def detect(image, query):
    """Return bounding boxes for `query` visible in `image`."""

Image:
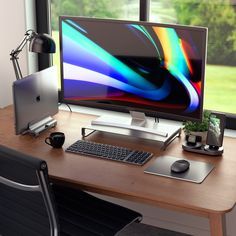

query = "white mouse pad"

[144,156,214,183]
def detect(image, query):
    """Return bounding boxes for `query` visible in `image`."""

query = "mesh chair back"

[0,145,59,236]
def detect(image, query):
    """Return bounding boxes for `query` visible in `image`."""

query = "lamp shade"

[29,33,56,53]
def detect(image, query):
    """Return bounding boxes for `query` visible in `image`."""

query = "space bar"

[91,120,168,137]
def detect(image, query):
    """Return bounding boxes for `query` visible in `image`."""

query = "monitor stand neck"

[129,111,147,127]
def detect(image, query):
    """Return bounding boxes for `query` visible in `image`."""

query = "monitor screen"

[59,17,207,121]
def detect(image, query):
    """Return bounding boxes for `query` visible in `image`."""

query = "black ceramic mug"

[45,132,65,148]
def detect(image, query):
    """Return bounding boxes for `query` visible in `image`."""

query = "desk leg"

[209,213,226,236]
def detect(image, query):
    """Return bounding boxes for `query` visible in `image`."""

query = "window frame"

[35,0,52,71]
[35,0,236,129]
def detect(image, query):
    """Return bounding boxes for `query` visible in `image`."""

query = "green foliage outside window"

[51,0,132,31]
[172,0,236,66]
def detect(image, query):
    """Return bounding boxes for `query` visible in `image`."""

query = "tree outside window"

[150,0,236,114]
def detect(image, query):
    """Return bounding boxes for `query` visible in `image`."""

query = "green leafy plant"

[183,110,211,134]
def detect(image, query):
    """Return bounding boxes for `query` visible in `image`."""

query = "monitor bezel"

[59,16,207,122]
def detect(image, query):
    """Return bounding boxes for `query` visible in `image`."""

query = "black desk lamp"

[10,29,56,80]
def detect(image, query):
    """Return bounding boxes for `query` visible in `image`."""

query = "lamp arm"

[11,55,23,80]
[10,30,37,80]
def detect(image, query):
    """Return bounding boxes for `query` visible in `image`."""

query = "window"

[150,0,236,116]
[35,0,236,129]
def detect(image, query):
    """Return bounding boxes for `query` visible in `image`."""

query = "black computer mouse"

[171,159,190,173]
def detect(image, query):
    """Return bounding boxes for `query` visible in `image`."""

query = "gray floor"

[118,223,191,236]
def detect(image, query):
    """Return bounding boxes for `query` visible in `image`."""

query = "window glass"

[150,0,236,114]
[51,0,139,86]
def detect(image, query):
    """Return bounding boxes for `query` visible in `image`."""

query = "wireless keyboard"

[66,140,153,165]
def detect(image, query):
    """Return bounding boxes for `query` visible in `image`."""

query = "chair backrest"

[0,145,59,236]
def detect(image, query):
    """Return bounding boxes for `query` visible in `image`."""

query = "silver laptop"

[13,66,58,135]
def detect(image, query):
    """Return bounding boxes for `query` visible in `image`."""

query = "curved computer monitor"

[59,16,207,122]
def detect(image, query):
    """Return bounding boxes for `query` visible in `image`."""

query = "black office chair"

[0,145,142,236]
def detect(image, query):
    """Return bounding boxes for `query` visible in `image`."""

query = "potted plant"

[183,110,211,143]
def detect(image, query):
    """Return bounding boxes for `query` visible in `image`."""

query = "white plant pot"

[185,131,208,144]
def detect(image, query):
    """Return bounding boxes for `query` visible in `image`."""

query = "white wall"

[0,0,28,108]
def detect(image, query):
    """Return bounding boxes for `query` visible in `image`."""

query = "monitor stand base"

[91,111,168,137]
[82,112,181,150]
[24,116,57,136]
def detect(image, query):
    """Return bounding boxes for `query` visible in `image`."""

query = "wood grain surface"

[1,105,236,219]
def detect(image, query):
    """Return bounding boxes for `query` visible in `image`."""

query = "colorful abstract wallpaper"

[60,18,207,120]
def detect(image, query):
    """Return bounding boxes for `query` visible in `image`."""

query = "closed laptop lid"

[13,66,58,135]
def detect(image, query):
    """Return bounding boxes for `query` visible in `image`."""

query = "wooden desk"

[1,106,236,236]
